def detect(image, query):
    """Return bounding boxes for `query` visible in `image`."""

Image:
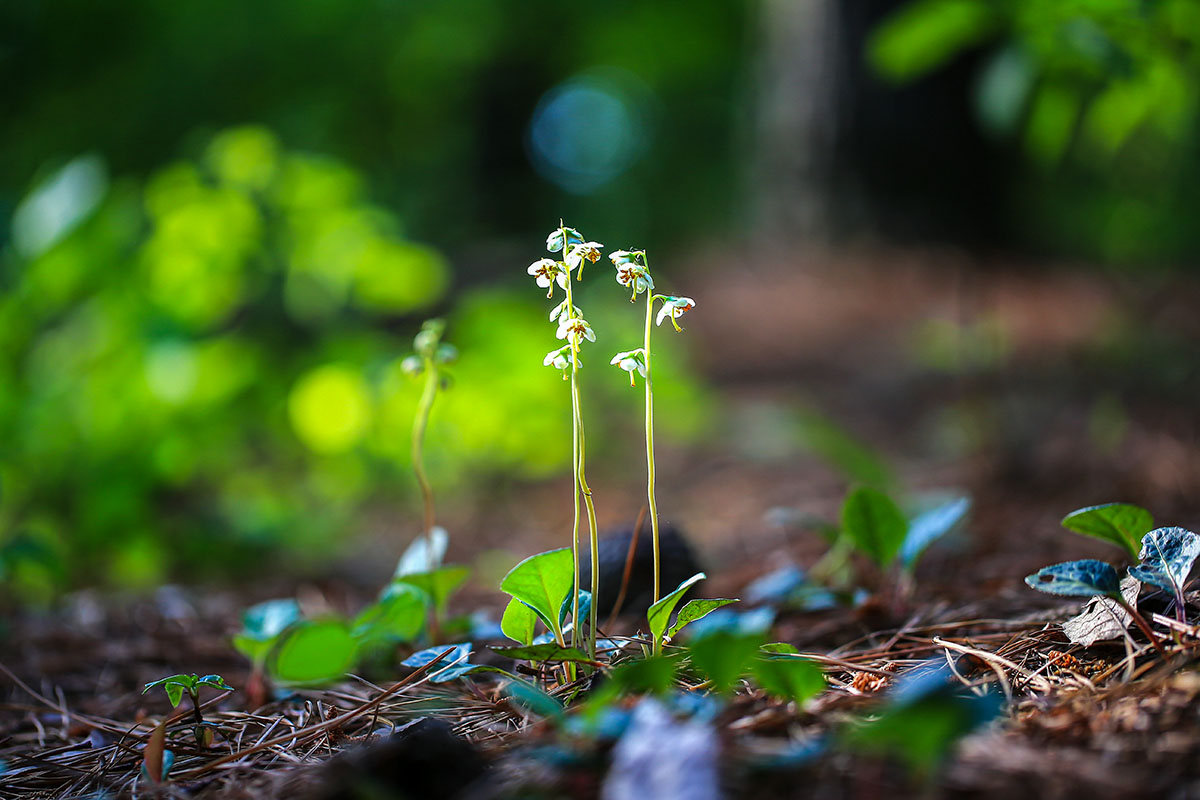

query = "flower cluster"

[529,225,601,376]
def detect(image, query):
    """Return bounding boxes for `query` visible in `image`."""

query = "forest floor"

[4,247,1200,799]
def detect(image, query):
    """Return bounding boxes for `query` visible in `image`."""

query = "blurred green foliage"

[870,0,1200,262]
[0,126,714,601]
[0,0,749,249]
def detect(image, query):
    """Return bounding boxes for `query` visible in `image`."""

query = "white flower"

[543,345,573,372]
[400,355,424,376]
[546,226,584,253]
[610,348,647,386]
[614,264,654,300]
[527,258,568,298]
[565,241,604,271]
[609,249,644,266]
[549,299,581,322]
[656,296,695,331]
[555,316,596,351]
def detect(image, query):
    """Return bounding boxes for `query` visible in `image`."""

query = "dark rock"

[581,522,703,619]
[299,717,487,800]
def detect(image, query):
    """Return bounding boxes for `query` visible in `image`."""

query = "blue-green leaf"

[842,487,908,567]
[1061,503,1153,560]
[1024,559,1120,598]
[500,548,574,641]
[559,589,592,627]
[647,573,706,643]
[1129,527,1200,593]
[901,496,970,567]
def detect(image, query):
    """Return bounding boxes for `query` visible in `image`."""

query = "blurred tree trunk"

[753,0,843,244]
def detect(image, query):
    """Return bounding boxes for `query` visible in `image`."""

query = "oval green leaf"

[499,548,574,640]
[501,597,538,645]
[842,487,908,567]
[752,657,826,704]
[1061,503,1153,560]
[490,643,593,663]
[268,619,358,686]
[353,583,427,645]
[1024,559,1120,598]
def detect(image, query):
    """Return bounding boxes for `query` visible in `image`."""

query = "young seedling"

[400,319,456,571]
[142,673,234,746]
[530,224,603,659]
[608,247,695,604]
[401,319,457,641]
[1128,526,1200,624]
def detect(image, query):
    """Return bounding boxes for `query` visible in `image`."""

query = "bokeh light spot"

[288,364,372,454]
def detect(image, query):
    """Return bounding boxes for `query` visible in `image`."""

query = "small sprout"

[610,349,647,386]
[655,296,695,331]
[528,258,569,298]
[546,226,584,253]
[142,673,233,746]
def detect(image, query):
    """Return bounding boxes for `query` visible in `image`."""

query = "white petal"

[656,304,670,326]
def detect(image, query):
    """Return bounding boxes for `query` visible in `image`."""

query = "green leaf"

[490,643,594,663]
[761,642,800,655]
[795,411,893,489]
[753,657,826,704]
[267,619,358,686]
[688,629,764,694]
[667,598,739,638]
[196,674,233,692]
[867,0,997,84]
[501,598,538,645]
[841,487,908,567]
[143,674,195,707]
[392,565,469,614]
[1061,503,1153,559]
[353,583,427,645]
[610,656,679,695]
[1024,559,1121,598]
[647,573,706,644]
[499,548,574,641]
[1129,527,1200,593]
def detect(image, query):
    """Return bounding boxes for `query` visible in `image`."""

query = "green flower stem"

[560,226,600,661]
[411,353,442,641]
[412,355,439,563]
[643,290,661,603]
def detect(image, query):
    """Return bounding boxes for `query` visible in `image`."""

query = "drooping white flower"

[656,296,695,332]
[610,348,647,387]
[543,345,573,372]
[565,241,604,272]
[527,258,569,298]
[556,316,596,351]
[609,249,645,266]
[546,226,584,254]
[549,299,582,322]
[614,264,654,301]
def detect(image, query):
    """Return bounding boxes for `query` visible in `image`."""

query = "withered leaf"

[1062,575,1140,647]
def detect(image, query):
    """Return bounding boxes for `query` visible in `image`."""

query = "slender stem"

[576,384,600,661]
[411,354,441,642]
[644,287,661,602]
[189,690,204,727]
[562,230,583,654]
[412,357,439,566]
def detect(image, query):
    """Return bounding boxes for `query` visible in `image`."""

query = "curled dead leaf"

[1062,575,1140,647]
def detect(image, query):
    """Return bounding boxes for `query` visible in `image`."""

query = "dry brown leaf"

[1062,575,1140,646]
